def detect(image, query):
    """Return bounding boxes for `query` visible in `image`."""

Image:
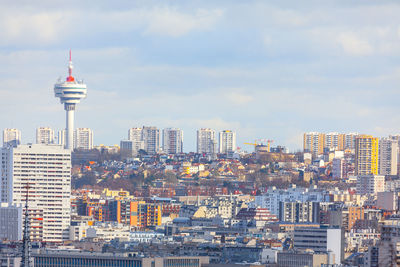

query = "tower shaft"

[65,104,76,150]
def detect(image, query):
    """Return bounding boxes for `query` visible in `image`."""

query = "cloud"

[143,7,224,37]
[0,5,224,46]
[226,91,253,105]
[337,33,373,56]
[0,12,67,45]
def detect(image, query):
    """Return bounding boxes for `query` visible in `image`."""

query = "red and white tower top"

[66,50,75,82]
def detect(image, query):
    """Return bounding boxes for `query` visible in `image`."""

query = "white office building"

[128,127,145,156]
[0,144,71,242]
[379,138,398,176]
[74,128,94,150]
[294,226,344,264]
[0,203,22,241]
[356,175,385,195]
[162,128,183,154]
[197,128,217,155]
[36,127,55,145]
[219,130,236,154]
[3,128,21,147]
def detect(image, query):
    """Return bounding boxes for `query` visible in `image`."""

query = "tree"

[165,171,178,184]
[73,172,97,189]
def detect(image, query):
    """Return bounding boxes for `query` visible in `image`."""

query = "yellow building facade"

[355,135,379,175]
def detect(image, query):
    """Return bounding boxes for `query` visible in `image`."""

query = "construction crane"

[243,140,258,147]
[244,139,274,152]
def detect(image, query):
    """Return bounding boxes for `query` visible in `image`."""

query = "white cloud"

[143,7,224,37]
[226,91,253,105]
[0,11,70,45]
[337,33,374,56]
[0,6,224,46]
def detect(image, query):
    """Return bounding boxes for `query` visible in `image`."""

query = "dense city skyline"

[0,1,400,152]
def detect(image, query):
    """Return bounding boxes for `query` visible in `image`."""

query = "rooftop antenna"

[21,183,32,267]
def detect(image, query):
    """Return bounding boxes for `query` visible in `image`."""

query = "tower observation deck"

[54,51,87,150]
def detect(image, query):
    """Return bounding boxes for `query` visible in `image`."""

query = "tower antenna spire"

[67,49,74,82]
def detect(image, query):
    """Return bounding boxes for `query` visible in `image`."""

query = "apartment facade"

[303,132,325,156]
[74,128,94,150]
[219,130,236,154]
[128,127,145,156]
[0,144,71,242]
[355,135,379,175]
[36,127,55,145]
[142,126,160,154]
[197,128,217,155]
[378,138,398,175]
[356,175,385,195]
[162,128,183,154]
[3,128,21,147]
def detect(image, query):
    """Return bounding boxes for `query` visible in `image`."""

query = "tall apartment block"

[142,126,160,154]
[36,127,55,144]
[345,133,359,150]
[162,128,183,154]
[0,144,71,242]
[355,135,379,175]
[379,138,398,175]
[303,132,325,156]
[128,127,144,156]
[74,128,94,150]
[3,128,21,147]
[219,130,236,154]
[56,129,66,147]
[278,201,320,223]
[197,128,217,155]
[326,132,345,151]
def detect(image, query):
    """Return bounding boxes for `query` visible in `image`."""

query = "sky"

[0,0,400,152]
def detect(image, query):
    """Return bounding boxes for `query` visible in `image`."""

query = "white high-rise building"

[294,227,344,263]
[345,132,359,150]
[74,128,94,150]
[36,127,55,144]
[356,175,385,195]
[142,126,160,154]
[56,129,66,147]
[0,144,71,242]
[162,128,183,154]
[325,132,345,151]
[3,128,21,147]
[128,127,145,156]
[197,128,217,155]
[219,130,236,154]
[379,138,398,176]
